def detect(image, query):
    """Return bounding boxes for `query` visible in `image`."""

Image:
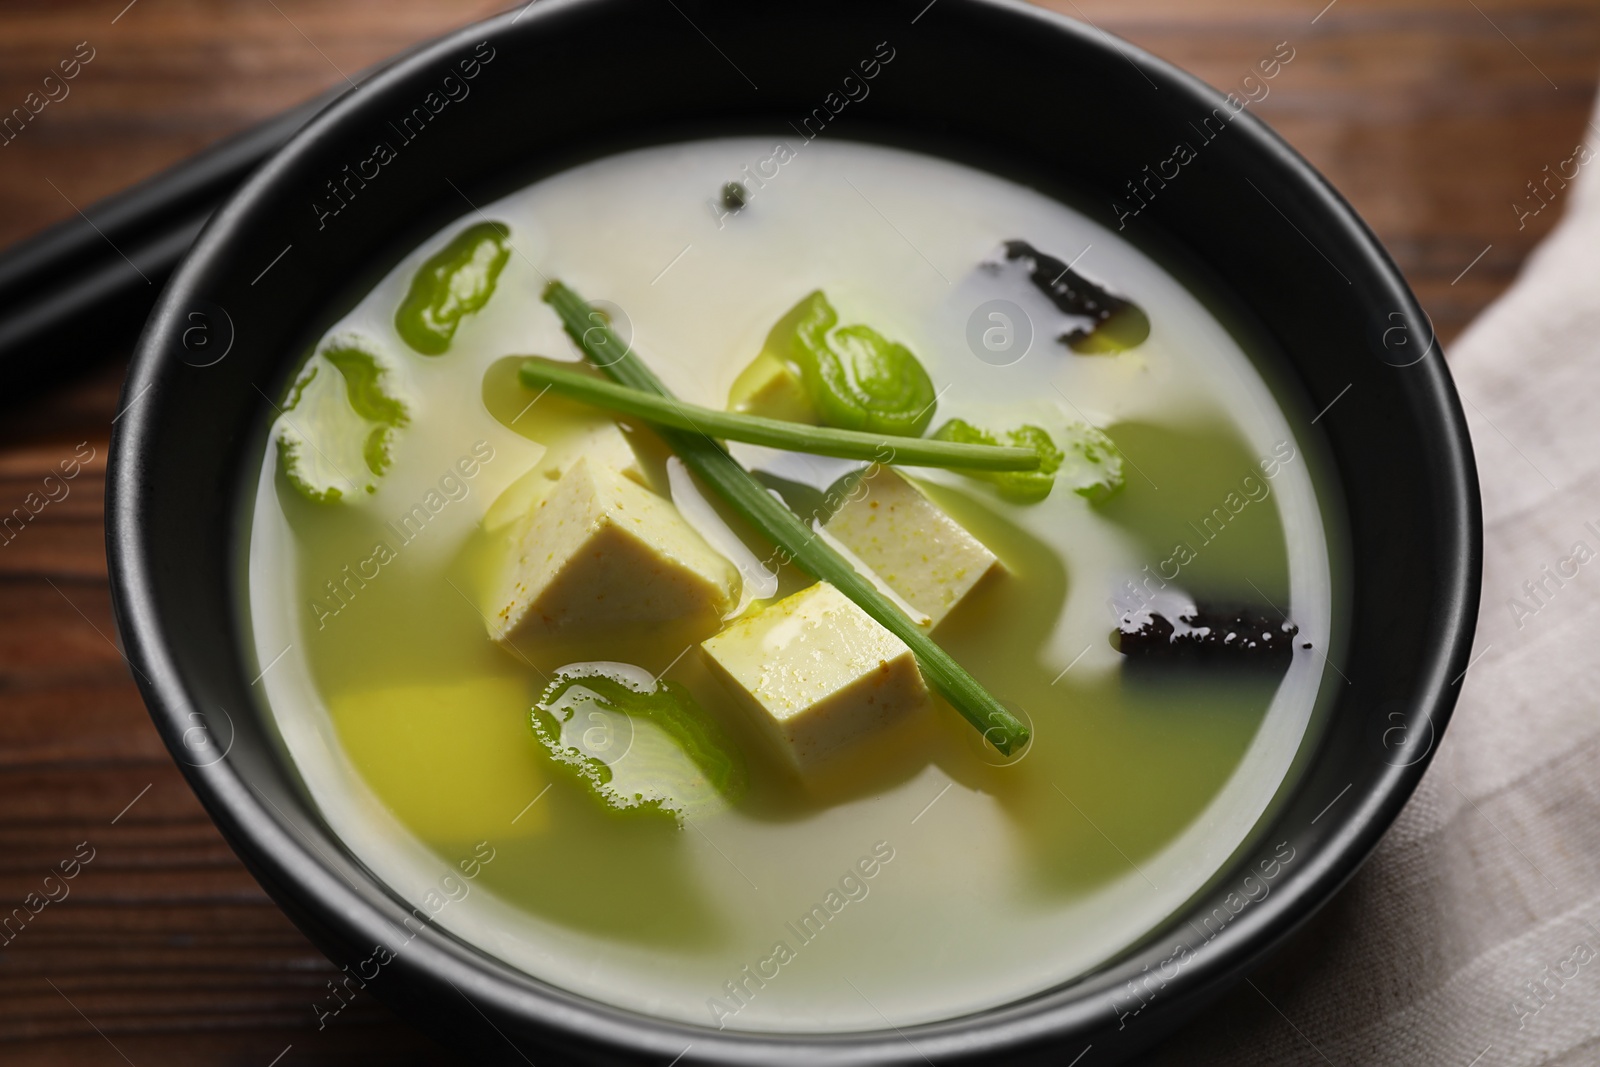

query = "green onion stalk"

[516,359,1039,473]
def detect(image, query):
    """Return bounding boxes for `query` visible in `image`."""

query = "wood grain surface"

[0,1,1595,1063]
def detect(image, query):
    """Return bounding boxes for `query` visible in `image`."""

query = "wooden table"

[0,1,1594,1063]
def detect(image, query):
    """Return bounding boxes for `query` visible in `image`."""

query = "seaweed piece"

[932,418,1063,503]
[275,336,409,503]
[395,221,511,355]
[531,665,746,822]
[1057,422,1125,504]
[998,239,1151,354]
[1112,605,1300,666]
[764,290,938,437]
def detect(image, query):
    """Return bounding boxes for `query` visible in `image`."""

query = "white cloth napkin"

[1141,104,1600,1066]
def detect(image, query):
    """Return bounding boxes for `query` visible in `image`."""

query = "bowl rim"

[107,0,1482,1061]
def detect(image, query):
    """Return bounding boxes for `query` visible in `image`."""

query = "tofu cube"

[700,582,930,771]
[727,350,819,425]
[492,456,739,639]
[574,420,647,484]
[484,421,645,534]
[822,467,1001,629]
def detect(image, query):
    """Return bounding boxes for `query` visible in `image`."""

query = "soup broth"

[245,138,1335,1031]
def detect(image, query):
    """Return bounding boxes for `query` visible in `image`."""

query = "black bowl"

[107,0,1480,1062]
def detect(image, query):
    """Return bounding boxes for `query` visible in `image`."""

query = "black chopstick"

[0,3,543,404]
[0,86,350,402]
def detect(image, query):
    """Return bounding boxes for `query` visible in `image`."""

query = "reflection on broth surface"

[246,138,1335,1031]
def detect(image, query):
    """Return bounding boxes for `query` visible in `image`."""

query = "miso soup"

[244,138,1337,1031]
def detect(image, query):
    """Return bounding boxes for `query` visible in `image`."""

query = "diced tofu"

[700,582,930,771]
[822,467,1002,629]
[492,456,740,640]
[577,420,646,483]
[484,421,645,534]
[727,350,819,424]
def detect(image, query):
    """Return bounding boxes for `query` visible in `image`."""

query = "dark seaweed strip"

[1113,606,1301,666]
[1000,239,1150,352]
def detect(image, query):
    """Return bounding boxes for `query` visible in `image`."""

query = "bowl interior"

[108,1,1479,1062]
